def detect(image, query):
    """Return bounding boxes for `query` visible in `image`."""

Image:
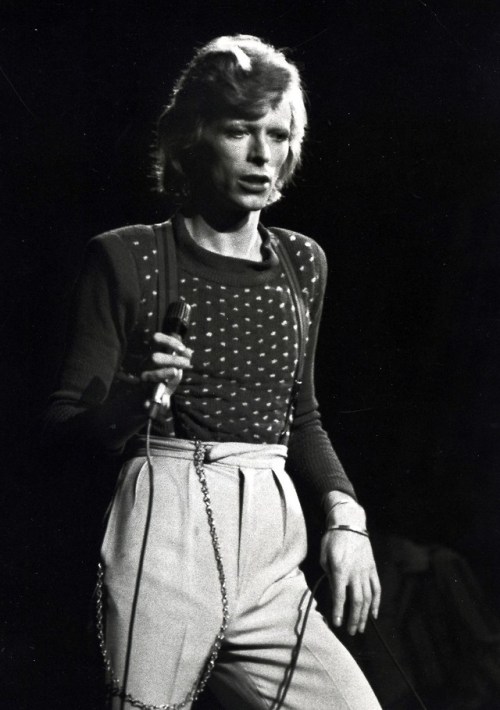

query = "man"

[45,34,381,709]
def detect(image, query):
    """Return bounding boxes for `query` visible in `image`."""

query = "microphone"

[148,300,192,420]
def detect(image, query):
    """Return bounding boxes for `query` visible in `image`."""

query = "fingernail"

[333,615,342,627]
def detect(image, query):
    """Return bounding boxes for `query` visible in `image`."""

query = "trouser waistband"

[130,436,288,469]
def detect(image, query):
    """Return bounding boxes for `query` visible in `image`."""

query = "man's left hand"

[319,491,381,635]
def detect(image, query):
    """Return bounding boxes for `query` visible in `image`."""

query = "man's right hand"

[140,332,193,395]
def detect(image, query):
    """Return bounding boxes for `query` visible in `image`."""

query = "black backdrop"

[2,1,500,707]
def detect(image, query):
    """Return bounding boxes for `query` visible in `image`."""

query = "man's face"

[195,99,292,216]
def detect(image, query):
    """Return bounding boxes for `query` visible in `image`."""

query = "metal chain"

[95,439,230,709]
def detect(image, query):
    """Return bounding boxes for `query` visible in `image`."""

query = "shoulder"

[268,226,326,262]
[88,223,156,264]
[268,226,327,280]
[80,223,168,311]
[267,226,327,308]
[86,221,171,282]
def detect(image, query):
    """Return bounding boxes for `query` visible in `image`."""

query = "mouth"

[238,175,271,192]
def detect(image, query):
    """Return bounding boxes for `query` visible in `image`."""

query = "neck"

[183,211,263,261]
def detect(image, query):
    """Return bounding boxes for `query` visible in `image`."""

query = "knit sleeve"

[41,230,149,452]
[285,238,357,501]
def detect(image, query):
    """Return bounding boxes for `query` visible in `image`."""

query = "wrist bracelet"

[326,524,369,538]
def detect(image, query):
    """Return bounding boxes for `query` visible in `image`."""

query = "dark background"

[2,1,500,708]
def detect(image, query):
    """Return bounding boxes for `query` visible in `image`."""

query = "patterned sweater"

[43,213,355,499]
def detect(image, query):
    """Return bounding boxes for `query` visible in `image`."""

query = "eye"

[269,129,290,143]
[224,125,248,139]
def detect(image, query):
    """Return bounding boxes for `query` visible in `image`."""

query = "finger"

[347,581,364,636]
[162,367,182,383]
[357,582,372,634]
[330,575,348,628]
[141,367,183,383]
[150,352,192,369]
[152,332,193,356]
[370,571,382,620]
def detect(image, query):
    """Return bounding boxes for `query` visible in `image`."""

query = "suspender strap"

[272,235,308,442]
[153,221,178,331]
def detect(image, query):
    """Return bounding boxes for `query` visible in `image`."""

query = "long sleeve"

[41,230,149,453]
[284,237,357,500]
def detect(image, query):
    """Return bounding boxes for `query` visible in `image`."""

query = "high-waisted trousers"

[100,438,381,710]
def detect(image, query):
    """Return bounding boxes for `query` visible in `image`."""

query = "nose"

[248,133,270,165]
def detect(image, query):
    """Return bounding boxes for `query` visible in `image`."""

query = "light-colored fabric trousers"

[100,438,381,710]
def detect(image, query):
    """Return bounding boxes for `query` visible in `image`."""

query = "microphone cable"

[275,573,328,708]
[118,301,191,709]
[95,419,159,710]
[118,416,156,710]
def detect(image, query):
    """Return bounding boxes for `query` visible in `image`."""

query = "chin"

[231,193,271,212]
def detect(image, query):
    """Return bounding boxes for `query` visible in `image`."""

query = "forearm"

[287,418,357,499]
[42,383,151,454]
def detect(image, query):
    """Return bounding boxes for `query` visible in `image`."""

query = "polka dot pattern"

[173,275,304,442]
[125,223,323,444]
